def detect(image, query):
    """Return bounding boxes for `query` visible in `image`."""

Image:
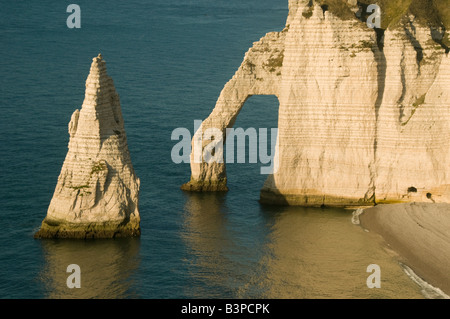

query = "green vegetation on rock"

[34,218,141,239]
[316,0,355,20]
[357,40,374,49]
[357,0,448,30]
[317,0,449,48]
[413,94,426,108]
[302,6,314,19]
[264,51,285,72]
[70,185,89,190]
[401,94,427,126]
[91,161,107,174]
[316,0,448,32]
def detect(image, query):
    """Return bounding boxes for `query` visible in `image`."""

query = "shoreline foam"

[356,203,450,297]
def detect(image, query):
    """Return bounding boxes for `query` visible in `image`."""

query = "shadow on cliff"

[372,27,386,178]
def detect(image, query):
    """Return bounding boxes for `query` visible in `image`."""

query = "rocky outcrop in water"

[182,0,450,207]
[35,54,140,238]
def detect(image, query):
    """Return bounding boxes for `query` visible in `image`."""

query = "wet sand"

[359,203,450,296]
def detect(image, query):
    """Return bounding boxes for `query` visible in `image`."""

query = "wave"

[400,263,450,299]
[351,208,365,225]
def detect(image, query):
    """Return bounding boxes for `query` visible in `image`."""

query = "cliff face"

[35,54,140,238]
[183,0,450,207]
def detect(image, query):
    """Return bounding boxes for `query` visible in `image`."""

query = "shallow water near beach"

[0,0,427,298]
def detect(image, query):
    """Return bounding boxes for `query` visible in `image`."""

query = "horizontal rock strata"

[35,54,140,238]
[183,0,450,207]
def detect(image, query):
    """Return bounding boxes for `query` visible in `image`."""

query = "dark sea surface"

[0,0,426,298]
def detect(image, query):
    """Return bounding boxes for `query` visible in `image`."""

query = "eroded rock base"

[181,179,228,192]
[34,218,140,239]
[260,189,375,207]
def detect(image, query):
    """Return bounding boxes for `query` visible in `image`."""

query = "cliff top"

[360,0,449,29]
[312,0,449,46]
[313,0,449,29]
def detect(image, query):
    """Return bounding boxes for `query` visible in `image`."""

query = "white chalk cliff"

[35,54,140,238]
[182,0,450,206]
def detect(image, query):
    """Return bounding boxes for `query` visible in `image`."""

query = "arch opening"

[224,95,280,197]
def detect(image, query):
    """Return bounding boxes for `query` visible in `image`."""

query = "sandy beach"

[358,203,450,297]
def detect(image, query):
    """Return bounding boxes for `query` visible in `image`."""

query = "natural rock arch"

[181,30,286,192]
[182,0,450,207]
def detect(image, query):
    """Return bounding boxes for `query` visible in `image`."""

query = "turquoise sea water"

[0,0,427,298]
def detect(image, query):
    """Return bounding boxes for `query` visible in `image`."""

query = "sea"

[0,0,437,299]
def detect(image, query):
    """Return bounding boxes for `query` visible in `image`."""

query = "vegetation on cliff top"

[316,0,355,20]
[314,0,449,46]
[315,0,448,30]
[358,0,448,30]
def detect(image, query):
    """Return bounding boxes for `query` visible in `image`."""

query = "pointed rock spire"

[35,54,140,238]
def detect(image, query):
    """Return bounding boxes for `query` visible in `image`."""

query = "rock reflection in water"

[37,238,141,299]
[181,192,237,298]
[181,195,424,298]
[247,206,424,298]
